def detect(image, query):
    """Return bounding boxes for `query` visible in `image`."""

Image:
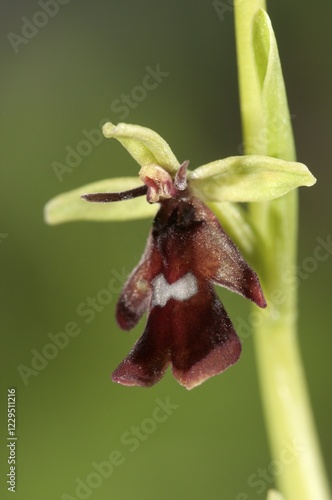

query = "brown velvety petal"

[116,232,162,330]
[191,198,266,308]
[169,282,241,389]
[112,323,170,387]
[113,278,241,389]
[173,332,241,390]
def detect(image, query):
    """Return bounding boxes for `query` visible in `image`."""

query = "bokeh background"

[1,1,331,499]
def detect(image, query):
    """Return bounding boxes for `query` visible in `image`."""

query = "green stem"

[234,1,331,498]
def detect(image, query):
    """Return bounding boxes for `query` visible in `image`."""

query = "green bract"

[44,121,315,227]
[252,8,295,160]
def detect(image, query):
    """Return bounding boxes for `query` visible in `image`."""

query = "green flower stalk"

[234,1,331,499]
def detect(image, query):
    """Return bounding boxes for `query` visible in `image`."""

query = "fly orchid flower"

[45,122,316,389]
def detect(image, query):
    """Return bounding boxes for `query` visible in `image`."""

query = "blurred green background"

[1,1,331,499]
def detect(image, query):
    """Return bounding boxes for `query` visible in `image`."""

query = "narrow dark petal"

[190,197,267,308]
[116,267,151,330]
[81,185,147,203]
[169,283,241,389]
[116,232,162,330]
[112,326,170,387]
[237,267,267,308]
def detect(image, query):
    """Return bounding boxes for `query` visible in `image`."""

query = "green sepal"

[189,155,316,203]
[102,122,180,173]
